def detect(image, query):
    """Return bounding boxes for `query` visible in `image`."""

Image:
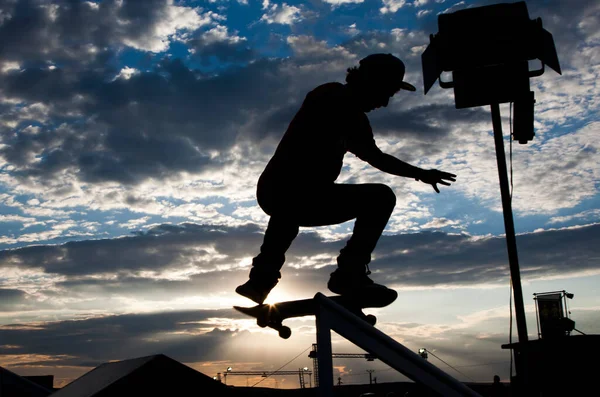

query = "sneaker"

[235,278,278,305]
[327,267,391,296]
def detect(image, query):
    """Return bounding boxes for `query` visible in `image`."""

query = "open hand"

[416,169,457,193]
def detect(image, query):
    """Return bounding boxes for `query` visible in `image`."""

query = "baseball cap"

[359,53,417,92]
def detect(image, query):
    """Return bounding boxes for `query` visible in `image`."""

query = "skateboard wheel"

[278,326,292,339]
[257,319,268,328]
[366,315,377,326]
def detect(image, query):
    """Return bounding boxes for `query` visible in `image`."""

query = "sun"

[263,288,299,305]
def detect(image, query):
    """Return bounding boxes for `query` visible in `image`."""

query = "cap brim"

[400,81,417,92]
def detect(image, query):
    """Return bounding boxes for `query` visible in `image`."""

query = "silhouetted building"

[0,366,53,397]
[51,354,231,397]
[23,375,54,391]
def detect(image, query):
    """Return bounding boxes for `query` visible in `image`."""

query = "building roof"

[0,366,54,397]
[52,354,228,397]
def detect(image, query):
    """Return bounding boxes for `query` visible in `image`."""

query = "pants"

[249,182,396,282]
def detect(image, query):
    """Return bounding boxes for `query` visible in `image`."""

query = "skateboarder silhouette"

[237,53,456,305]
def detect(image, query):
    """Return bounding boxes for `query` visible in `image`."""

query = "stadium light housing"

[421,1,561,144]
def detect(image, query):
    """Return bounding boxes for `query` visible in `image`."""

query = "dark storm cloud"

[53,269,250,299]
[0,55,294,184]
[0,0,596,188]
[374,224,600,287]
[0,1,442,188]
[0,223,264,275]
[2,222,600,293]
[186,30,256,65]
[0,0,273,185]
[0,308,246,366]
[0,288,26,310]
[0,0,174,65]
[369,103,491,144]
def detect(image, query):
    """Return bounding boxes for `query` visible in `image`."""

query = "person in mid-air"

[236,53,456,305]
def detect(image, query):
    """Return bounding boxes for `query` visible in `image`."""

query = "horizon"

[1,0,599,390]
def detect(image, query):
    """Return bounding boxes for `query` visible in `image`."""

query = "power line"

[251,345,312,387]
[453,361,510,369]
[425,350,475,382]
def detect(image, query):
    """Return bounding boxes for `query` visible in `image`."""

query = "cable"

[250,345,312,387]
[508,103,515,380]
[453,361,510,369]
[509,278,514,379]
[509,102,514,200]
[425,350,475,382]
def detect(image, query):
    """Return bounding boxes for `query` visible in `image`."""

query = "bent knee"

[373,184,396,209]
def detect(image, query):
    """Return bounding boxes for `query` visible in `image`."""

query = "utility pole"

[309,343,376,387]
[367,370,375,385]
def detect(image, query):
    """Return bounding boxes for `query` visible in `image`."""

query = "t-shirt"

[259,82,379,189]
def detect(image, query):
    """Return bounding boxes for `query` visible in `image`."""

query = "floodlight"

[422,1,560,94]
[422,1,561,144]
[422,4,564,392]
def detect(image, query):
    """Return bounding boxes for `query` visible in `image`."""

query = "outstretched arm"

[366,149,456,193]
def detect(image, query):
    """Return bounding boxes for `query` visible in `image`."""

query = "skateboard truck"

[234,290,397,339]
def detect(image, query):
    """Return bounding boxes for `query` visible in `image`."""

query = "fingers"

[421,169,457,193]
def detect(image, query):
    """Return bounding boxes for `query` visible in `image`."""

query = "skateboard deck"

[234,290,397,339]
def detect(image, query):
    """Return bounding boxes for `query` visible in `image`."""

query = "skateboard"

[234,289,397,339]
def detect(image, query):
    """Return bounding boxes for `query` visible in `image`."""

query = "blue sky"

[0,0,599,389]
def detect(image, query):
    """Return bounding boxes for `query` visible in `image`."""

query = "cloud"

[380,0,407,14]
[0,0,597,266]
[2,222,600,318]
[0,288,27,311]
[286,35,356,64]
[547,209,600,225]
[0,56,291,188]
[260,3,303,25]
[0,223,265,276]
[186,24,255,64]
[0,0,213,65]
[322,0,365,7]
[437,1,465,15]
[0,308,245,367]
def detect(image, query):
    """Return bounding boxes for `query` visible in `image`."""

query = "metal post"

[491,103,530,392]
[491,103,528,344]
[314,293,482,396]
[316,307,334,397]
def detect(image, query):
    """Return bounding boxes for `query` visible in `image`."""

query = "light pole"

[304,367,312,388]
[224,366,232,385]
[421,3,561,394]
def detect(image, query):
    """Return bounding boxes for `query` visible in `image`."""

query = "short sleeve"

[345,112,379,161]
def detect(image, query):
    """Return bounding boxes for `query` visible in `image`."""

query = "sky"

[0,0,599,390]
